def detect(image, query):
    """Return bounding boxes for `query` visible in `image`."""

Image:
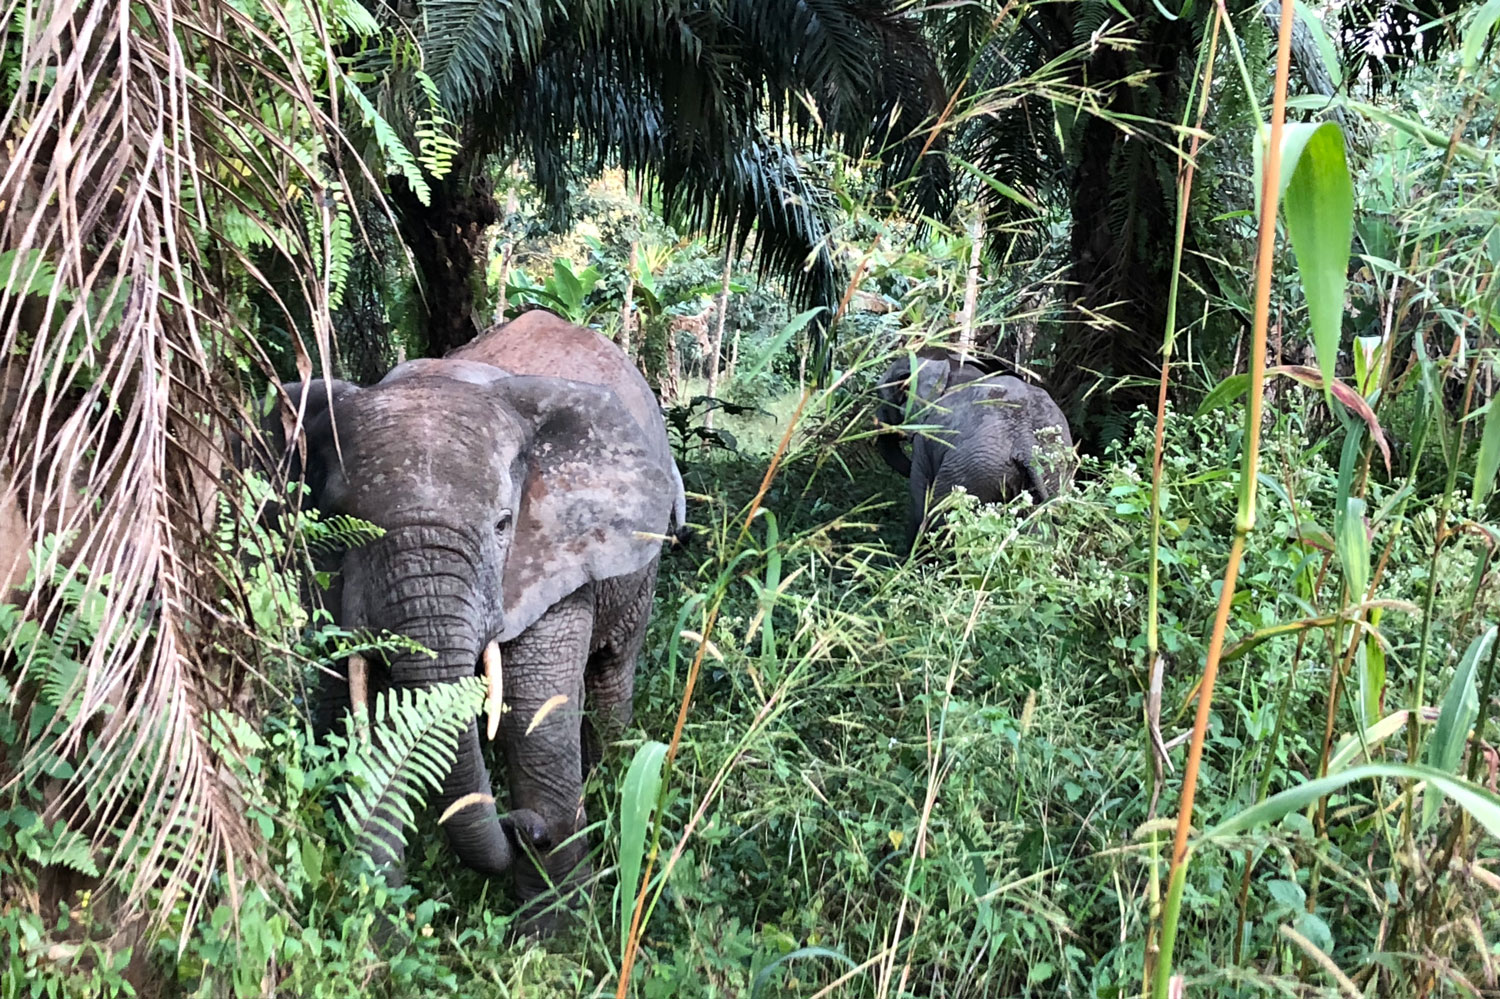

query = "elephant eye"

[495,509,513,534]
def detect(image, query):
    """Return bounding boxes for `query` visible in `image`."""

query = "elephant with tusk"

[257,310,686,925]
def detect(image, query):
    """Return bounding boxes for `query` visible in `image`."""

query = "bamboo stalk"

[1142,15,1220,988]
[1152,0,1297,991]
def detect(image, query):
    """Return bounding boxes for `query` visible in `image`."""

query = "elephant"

[256,310,686,922]
[874,349,1074,551]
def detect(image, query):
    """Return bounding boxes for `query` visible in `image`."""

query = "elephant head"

[265,359,675,875]
[873,350,978,477]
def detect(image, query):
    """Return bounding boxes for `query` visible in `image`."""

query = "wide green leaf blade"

[1462,0,1500,71]
[1280,122,1354,400]
[618,740,668,963]
[1194,373,1251,416]
[1199,763,1500,847]
[1473,399,1500,505]
[1293,0,1343,89]
[1327,710,1410,774]
[1335,497,1369,605]
[1354,639,1385,732]
[1423,626,1496,825]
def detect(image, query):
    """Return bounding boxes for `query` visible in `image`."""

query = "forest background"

[2,0,1500,996]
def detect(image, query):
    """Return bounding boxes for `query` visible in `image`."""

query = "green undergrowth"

[3,381,1495,997]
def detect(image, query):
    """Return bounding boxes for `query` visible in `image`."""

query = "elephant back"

[454,310,671,466]
[968,375,1071,441]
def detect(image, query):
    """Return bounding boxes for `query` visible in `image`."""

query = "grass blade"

[751,947,857,998]
[1423,626,1496,825]
[618,740,668,964]
[1472,398,1500,505]
[1200,763,1500,847]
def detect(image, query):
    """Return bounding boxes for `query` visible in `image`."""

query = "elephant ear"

[260,378,361,507]
[495,376,675,642]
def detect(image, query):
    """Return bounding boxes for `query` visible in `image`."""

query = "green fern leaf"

[337,678,485,866]
[343,81,432,205]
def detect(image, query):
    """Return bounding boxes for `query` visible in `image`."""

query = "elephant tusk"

[484,641,504,741]
[348,653,370,742]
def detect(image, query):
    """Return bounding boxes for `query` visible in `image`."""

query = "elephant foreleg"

[500,586,594,919]
[583,559,658,772]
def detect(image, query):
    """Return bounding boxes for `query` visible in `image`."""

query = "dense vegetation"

[2,0,1499,997]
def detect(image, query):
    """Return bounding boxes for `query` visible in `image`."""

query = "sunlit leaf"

[1279,123,1354,403]
[618,741,667,963]
[1327,711,1411,774]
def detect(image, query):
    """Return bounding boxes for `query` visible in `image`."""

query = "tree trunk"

[620,240,638,357]
[388,165,499,358]
[1051,18,1194,450]
[704,232,737,429]
[957,209,983,359]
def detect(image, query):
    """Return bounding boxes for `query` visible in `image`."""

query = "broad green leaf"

[1424,626,1495,825]
[1336,497,1369,602]
[1280,123,1354,400]
[1199,763,1500,848]
[1327,710,1410,774]
[618,740,668,963]
[1194,373,1252,416]
[1267,878,1305,909]
[1294,0,1343,89]
[1295,911,1334,956]
[751,946,857,999]
[1462,0,1500,71]
[1355,640,1385,731]
[1473,399,1500,505]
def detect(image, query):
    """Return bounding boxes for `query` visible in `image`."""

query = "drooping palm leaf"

[0,0,361,930]
[392,0,954,360]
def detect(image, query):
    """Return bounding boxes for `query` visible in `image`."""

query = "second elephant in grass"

[259,311,684,927]
[875,350,1074,551]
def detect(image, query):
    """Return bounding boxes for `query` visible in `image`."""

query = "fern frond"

[299,510,386,556]
[344,81,433,204]
[337,678,485,866]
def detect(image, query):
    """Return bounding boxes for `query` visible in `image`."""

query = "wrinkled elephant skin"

[258,313,685,926]
[875,351,1074,551]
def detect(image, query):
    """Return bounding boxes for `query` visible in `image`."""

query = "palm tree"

[0,0,362,940]
[376,0,955,359]
[923,0,1482,447]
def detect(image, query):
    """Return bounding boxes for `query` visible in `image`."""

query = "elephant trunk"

[875,429,913,478]
[369,528,517,875]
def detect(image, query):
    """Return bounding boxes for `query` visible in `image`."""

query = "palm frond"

[0,0,362,931]
[420,0,545,111]
[400,0,952,362]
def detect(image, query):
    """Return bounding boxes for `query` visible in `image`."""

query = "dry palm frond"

[0,0,358,932]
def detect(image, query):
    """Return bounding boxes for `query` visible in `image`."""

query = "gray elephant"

[874,349,1073,551]
[258,310,684,921]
